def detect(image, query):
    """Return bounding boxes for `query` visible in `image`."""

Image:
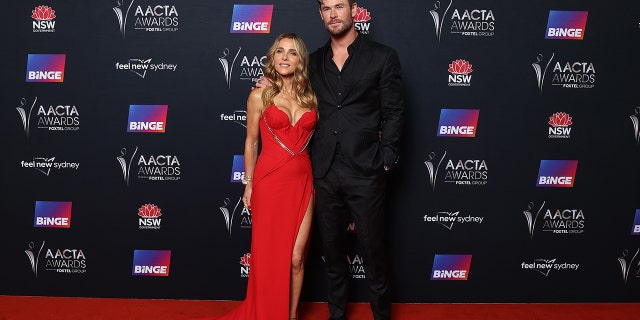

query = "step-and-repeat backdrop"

[1,0,639,303]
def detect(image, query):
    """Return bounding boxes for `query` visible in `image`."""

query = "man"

[310,1,404,319]
[258,1,404,318]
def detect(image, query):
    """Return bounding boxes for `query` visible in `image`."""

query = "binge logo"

[437,109,480,137]
[26,54,66,82]
[230,4,273,34]
[632,210,640,235]
[231,155,245,183]
[127,105,168,133]
[536,160,578,188]
[34,201,72,228]
[545,11,588,40]
[132,250,171,276]
[431,254,472,280]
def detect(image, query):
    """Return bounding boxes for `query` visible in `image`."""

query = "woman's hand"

[242,184,253,209]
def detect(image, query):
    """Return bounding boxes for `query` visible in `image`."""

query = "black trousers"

[314,145,391,320]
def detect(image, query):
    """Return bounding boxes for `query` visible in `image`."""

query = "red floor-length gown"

[209,105,316,320]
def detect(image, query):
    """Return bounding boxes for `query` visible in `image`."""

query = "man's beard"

[326,19,353,36]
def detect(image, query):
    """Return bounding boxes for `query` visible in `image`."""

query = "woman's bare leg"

[290,195,314,318]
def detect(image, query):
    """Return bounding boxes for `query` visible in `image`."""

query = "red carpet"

[0,296,639,319]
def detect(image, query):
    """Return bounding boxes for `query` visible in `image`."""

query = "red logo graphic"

[549,112,572,127]
[240,253,251,267]
[32,5,56,21]
[138,204,162,218]
[448,60,473,75]
[354,7,371,22]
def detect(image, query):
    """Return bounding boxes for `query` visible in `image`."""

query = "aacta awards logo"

[424,151,488,189]
[354,5,372,34]
[218,47,266,88]
[132,3,179,33]
[25,241,45,278]
[219,197,252,236]
[532,53,595,91]
[219,47,241,89]
[532,53,555,93]
[138,203,162,230]
[522,201,585,239]
[424,151,447,191]
[548,112,572,139]
[25,241,87,277]
[117,146,181,186]
[347,254,366,279]
[551,60,596,89]
[113,0,135,38]
[631,107,640,146]
[32,5,56,32]
[428,1,495,41]
[618,249,640,285]
[17,97,81,136]
[113,1,179,38]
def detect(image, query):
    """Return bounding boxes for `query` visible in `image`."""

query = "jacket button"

[337,105,342,110]
[333,130,338,135]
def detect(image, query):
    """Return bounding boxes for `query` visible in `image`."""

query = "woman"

[216,33,317,320]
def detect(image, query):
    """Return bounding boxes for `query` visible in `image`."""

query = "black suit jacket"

[309,35,404,179]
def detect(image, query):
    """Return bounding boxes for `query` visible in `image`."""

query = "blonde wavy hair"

[262,33,317,110]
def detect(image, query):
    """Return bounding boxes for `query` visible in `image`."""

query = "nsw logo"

[545,11,588,40]
[431,254,472,280]
[132,250,171,276]
[240,253,251,277]
[548,112,572,139]
[127,105,168,133]
[536,160,578,188]
[448,59,473,86]
[230,4,273,34]
[354,5,372,34]
[34,201,72,228]
[138,204,162,230]
[26,54,66,82]
[32,5,56,32]
[437,109,479,137]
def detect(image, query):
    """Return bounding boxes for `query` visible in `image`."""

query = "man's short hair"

[317,0,356,8]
